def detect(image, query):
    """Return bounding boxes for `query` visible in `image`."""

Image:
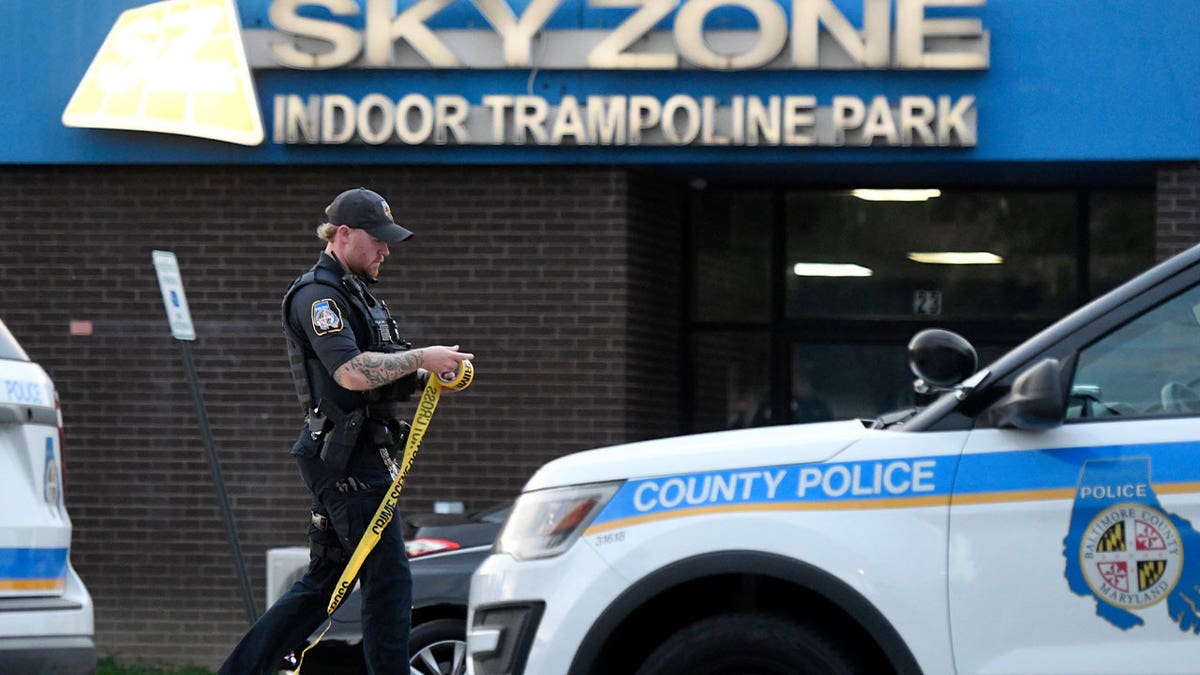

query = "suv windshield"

[0,320,30,361]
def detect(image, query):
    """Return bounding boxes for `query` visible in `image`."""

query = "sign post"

[152,250,259,625]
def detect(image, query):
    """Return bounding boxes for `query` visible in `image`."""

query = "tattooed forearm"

[335,349,424,390]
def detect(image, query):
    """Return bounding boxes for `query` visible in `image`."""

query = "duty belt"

[311,511,329,532]
[307,402,406,435]
[366,401,408,420]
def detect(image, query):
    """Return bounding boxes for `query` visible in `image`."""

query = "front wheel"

[408,618,467,675]
[633,611,860,675]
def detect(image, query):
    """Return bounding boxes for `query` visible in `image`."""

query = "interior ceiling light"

[907,251,1004,265]
[793,262,873,277]
[851,189,942,202]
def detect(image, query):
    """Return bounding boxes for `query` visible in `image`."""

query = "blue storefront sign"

[3,0,1198,165]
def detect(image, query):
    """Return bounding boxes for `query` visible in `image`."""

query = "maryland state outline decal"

[1063,457,1200,632]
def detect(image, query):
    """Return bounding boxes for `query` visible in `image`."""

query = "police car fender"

[567,429,967,675]
[583,507,951,668]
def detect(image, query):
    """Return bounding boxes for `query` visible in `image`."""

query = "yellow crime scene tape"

[296,359,475,673]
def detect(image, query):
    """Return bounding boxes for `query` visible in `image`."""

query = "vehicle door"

[949,282,1200,674]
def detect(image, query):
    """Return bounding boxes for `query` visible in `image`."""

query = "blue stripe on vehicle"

[0,548,68,580]
[589,440,1200,531]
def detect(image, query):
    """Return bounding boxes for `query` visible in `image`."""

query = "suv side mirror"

[987,358,1066,429]
[908,329,978,390]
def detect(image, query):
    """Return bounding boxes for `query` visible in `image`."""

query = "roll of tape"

[437,359,474,391]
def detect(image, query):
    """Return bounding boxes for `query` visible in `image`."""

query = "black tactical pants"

[218,432,411,675]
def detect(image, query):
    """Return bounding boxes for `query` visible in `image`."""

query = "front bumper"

[467,542,628,675]
[469,602,544,675]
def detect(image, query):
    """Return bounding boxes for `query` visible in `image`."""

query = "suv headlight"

[495,482,621,560]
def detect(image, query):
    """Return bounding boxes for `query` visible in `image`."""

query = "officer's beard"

[328,250,380,284]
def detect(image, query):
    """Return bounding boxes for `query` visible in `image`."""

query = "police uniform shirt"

[286,253,374,413]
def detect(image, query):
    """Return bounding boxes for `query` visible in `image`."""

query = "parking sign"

[152,250,196,341]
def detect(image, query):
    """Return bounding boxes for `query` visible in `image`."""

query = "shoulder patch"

[311,298,344,335]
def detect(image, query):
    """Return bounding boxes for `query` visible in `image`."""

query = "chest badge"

[311,298,343,335]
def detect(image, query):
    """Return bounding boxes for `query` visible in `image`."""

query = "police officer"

[218,187,473,675]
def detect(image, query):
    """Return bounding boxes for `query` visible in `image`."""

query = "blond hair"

[317,222,338,242]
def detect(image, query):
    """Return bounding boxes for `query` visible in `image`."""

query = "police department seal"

[311,298,343,335]
[1080,501,1182,610]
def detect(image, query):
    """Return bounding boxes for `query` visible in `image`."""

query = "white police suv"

[468,244,1200,675]
[0,319,95,673]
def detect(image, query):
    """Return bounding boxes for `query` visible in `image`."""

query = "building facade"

[1,0,1199,667]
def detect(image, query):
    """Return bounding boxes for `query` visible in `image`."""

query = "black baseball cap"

[325,187,414,243]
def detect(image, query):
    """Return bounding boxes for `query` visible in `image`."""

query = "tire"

[633,611,860,675]
[409,618,468,675]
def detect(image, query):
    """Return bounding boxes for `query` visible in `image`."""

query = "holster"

[367,418,411,462]
[318,406,366,474]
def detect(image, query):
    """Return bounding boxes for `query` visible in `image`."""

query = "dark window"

[785,190,1077,321]
[685,187,1154,433]
[1089,192,1155,296]
[691,331,771,433]
[788,343,906,422]
[690,191,772,323]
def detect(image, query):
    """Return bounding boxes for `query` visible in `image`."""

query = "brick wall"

[1156,162,1200,260]
[0,165,681,668]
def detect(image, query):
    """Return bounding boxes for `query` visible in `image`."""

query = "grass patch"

[96,657,215,675]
